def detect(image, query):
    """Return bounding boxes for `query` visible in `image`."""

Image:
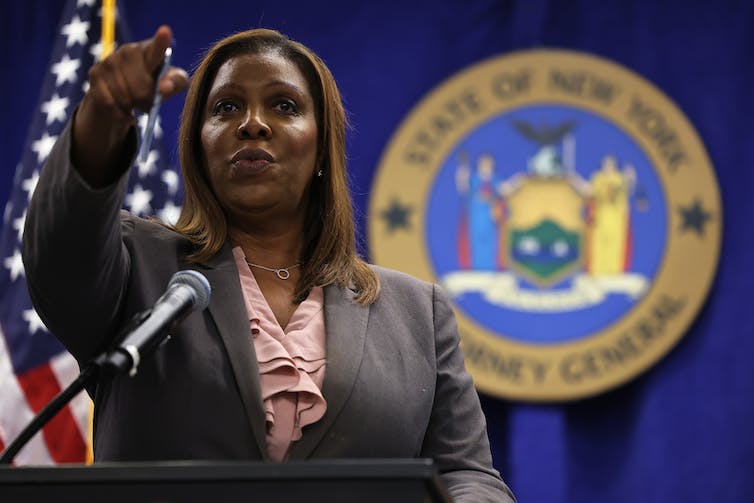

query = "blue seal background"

[426,105,667,343]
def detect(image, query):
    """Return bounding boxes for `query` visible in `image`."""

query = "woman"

[23,26,514,502]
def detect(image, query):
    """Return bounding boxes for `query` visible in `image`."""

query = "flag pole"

[101,0,116,60]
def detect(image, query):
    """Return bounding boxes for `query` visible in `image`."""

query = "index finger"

[142,25,173,73]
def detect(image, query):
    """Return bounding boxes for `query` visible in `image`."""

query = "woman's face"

[201,50,318,227]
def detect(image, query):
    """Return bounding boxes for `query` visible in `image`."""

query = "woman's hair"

[174,28,379,305]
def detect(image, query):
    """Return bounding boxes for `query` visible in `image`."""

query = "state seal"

[368,49,722,401]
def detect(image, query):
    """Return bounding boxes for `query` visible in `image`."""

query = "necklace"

[245,260,301,280]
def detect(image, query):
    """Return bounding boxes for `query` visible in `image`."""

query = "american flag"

[0,0,183,464]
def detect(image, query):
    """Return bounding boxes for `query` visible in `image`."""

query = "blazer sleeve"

[22,115,136,363]
[422,284,516,503]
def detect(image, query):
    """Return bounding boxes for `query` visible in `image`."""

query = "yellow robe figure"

[589,157,631,274]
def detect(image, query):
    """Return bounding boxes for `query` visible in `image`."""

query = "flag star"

[82,80,90,94]
[89,40,118,61]
[41,93,70,126]
[158,201,182,225]
[90,41,103,61]
[136,149,160,178]
[125,185,153,215]
[4,200,12,225]
[161,170,180,195]
[61,15,90,48]
[22,308,48,334]
[137,114,163,139]
[31,133,58,164]
[21,171,40,202]
[77,0,96,6]
[3,249,24,281]
[51,54,81,87]
[13,210,26,243]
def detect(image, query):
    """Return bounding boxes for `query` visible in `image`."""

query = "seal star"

[380,199,413,233]
[678,198,713,236]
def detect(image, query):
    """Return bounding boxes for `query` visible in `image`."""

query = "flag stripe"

[49,351,91,441]
[16,363,87,463]
[0,328,53,464]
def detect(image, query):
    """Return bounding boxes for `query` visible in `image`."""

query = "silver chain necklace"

[245,260,301,280]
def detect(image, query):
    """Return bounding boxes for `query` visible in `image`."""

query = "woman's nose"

[237,110,272,139]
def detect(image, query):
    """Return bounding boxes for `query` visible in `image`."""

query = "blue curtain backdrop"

[2,1,751,501]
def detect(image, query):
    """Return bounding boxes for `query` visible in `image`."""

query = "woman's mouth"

[231,148,275,173]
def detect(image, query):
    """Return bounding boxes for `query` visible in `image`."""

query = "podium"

[0,458,452,502]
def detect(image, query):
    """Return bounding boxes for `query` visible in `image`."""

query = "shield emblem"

[506,177,585,287]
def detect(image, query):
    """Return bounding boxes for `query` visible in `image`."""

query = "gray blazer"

[23,121,514,502]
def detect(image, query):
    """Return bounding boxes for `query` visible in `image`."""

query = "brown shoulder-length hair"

[174,28,379,305]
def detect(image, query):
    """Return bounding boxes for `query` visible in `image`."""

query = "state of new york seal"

[368,50,721,401]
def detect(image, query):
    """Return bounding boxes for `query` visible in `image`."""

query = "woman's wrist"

[71,97,135,187]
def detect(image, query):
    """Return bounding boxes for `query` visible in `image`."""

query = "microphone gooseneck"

[102,269,211,376]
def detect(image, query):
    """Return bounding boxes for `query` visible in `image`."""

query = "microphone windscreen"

[169,270,211,310]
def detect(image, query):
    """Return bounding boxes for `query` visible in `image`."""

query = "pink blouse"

[232,247,327,461]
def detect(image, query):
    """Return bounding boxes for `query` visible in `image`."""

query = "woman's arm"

[422,284,516,502]
[22,116,134,363]
[21,26,188,363]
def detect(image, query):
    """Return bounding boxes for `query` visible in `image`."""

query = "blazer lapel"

[198,242,268,459]
[288,283,369,459]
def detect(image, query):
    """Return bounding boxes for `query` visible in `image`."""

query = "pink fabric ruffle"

[232,247,327,461]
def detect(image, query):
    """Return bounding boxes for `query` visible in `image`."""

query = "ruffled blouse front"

[232,247,327,461]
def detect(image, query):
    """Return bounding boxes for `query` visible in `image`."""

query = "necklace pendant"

[246,259,299,280]
[275,268,291,280]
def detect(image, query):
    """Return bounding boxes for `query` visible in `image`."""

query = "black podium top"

[0,458,452,503]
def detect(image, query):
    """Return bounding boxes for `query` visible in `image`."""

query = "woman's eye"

[213,100,239,115]
[274,99,298,114]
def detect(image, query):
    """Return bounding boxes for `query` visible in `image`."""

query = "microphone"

[102,270,211,376]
